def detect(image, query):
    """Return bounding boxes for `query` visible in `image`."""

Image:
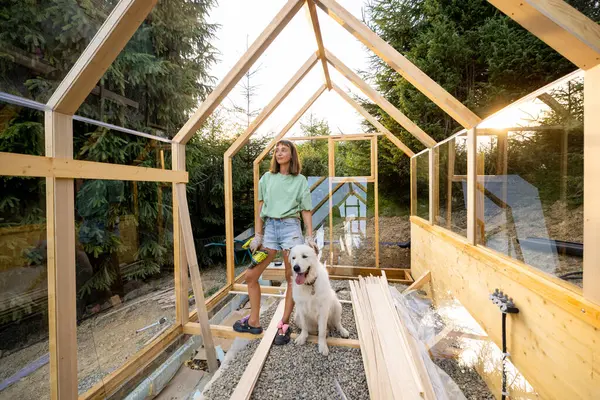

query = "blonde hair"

[269,140,302,175]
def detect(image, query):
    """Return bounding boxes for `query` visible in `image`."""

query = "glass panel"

[415,150,429,221]
[73,119,171,169]
[333,140,371,177]
[0,177,48,399]
[0,1,118,101]
[378,137,411,268]
[74,180,175,394]
[332,181,375,267]
[434,132,468,237]
[75,2,217,138]
[0,101,44,156]
[477,72,584,286]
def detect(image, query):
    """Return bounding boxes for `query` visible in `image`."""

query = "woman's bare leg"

[245,248,277,327]
[282,249,295,324]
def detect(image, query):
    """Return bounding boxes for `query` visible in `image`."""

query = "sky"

[205,0,374,138]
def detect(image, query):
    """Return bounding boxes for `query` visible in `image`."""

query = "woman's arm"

[301,210,312,236]
[256,201,264,234]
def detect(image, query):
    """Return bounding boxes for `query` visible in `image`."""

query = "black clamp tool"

[490,289,519,400]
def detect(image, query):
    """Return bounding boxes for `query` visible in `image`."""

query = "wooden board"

[316,0,481,129]
[373,136,379,267]
[403,270,431,293]
[332,84,414,157]
[173,0,305,144]
[175,184,218,372]
[466,128,477,244]
[306,1,332,89]
[326,50,436,148]
[410,157,417,216]
[411,217,600,398]
[45,111,77,400]
[584,63,600,304]
[488,0,600,70]
[230,301,285,399]
[0,152,188,182]
[183,323,359,348]
[47,0,158,114]
[172,144,189,326]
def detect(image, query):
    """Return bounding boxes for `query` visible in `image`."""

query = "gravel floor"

[202,300,368,400]
[434,358,494,400]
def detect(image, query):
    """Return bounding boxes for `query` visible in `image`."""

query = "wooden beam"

[466,128,477,244]
[328,137,335,265]
[228,289,353,304]
[47,0,158,114]
[332,84,414,157]
[373,136,379,267]
[326,50,436,148]
[410,157,417,216]
[253,162,261,228]
[172,144,189,326]
[0,152,188,182]
[254,84,327,163]
[225,53,319,158]
[488,0,600,70]
[584,64,600,304]
[316,0,481,128]
[175,184,218,372]
[224,156,235,285]
[403,271,431,293]
[183,323,359,348]
[446,139,455,230]
[45,111,77,400]
[331,176,374,183]
[286,133,383,141]
[232,283,286,295]
[231,301,285,399]
[174,0,305,144]
[306,1,332,89]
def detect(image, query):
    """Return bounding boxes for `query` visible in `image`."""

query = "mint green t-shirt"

[258,172,312,220]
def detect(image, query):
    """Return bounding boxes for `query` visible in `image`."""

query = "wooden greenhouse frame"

[0,0,599,399]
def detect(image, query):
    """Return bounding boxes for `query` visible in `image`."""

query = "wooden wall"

[411,217,600,399]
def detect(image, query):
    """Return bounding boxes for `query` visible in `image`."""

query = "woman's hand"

[249,233,263,252]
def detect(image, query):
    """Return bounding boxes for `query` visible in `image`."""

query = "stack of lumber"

[349,273,436,399]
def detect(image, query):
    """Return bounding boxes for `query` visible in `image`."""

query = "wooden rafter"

[326,50,436,148]
[225,52,319,158]
[47,0,158,114]
[332,84,414,157]
[306,0,332,89]
[174,0,305,144]
[315,0,481,129]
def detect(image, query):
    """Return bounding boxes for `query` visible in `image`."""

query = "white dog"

[289,244,349,356]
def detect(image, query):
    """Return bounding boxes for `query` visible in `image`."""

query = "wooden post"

[410,157,417,216]
[584,64,600,304]
[328,137,335,265]
[224,156,235,285]
[466,127,477,245]
[253,162,261,227]
[173,143,189,326]
[428,148,439,225]
[175,184,218,372]
[45,111,77,400]
[373,136,379,267]
[446,138,455,229]
[476,148,485,244]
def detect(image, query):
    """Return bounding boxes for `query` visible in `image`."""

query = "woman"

[233,139,316,345]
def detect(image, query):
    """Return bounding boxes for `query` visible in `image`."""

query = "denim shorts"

[263,218,304,251]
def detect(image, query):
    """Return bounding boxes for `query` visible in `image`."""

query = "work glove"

[249,233,263,252]
[305,234,318,254]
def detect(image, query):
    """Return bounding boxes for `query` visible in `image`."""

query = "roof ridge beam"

[306,0,333,89]
[174,0,305,144]
[225,52,319,158]
[325,49,436,148]
[332,84,414,157]
[315,0,481,129]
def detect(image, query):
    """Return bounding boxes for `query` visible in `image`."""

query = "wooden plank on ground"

[175,184,218,373]
[230,301,285,399]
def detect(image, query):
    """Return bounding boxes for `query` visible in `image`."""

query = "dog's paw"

[294,335,307,346]
[339,327,350,338]
[318,341,329,356]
